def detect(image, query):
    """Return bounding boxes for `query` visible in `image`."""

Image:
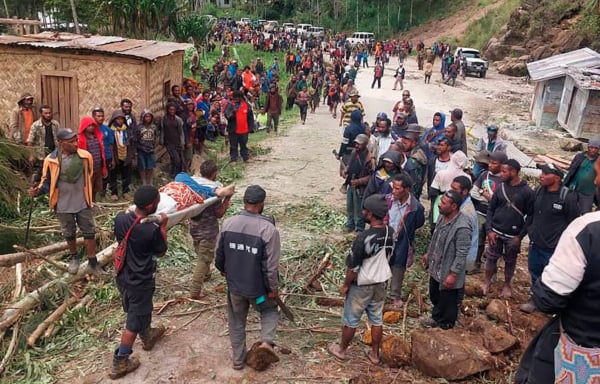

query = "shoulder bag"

[114,216,142,276]
[357,227,393,286]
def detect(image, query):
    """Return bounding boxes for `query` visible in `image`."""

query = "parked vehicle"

[238,17,251,26]
[308,26,324,38]
[282,23,295,33]
[264,20,279,32]
[454,47,489,78]
[296,24,312,36]
[346,31,374,46]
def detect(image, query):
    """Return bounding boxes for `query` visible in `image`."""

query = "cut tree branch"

[303,252,331,292]
[27,295,80,347]
[0,238,84,268]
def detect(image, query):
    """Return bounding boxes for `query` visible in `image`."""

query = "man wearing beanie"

[110,185,168,379]
[328,194,394,365]
[215,185,281,370]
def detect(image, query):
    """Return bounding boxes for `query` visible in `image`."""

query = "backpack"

[356,227,393,285]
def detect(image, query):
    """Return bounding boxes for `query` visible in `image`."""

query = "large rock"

[380,335,411,368]
[486,299,508,322]
[468,319,519,354]
[412,329,495,380]
[560,138,583,151]
[497,58,528,77]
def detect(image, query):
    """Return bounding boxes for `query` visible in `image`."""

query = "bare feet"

[393,298,404,309]
[327,343,348,361]
[501,285,512,299]
[481,281,491,296]
[364,347,380,365]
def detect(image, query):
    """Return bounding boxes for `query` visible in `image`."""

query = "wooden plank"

[0,18,42,25]
[64,77,72,129]
[71,75,79,128]
[51,76,60,125]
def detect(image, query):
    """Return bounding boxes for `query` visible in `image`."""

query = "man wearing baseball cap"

[563,138,600,214]
[520,163,579,313]
[342,134,374,232]
[339,89,364,128]
[215,185,281,370]
[29,128,102,275]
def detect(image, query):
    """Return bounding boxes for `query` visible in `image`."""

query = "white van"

[347,32,375,46]
[308,26,325,38]
[282,23,295,33]
[264,20,279,32]
[296,24,313,36]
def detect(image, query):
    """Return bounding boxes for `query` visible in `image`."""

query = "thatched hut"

[0,32,191,131]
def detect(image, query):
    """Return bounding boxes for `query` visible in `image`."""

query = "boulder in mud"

[245,341,279,371]
[559,138,583,152]
[380,335,411,368]
[486,299,508,322]
[412,329,494,380]
[468,319,519,354]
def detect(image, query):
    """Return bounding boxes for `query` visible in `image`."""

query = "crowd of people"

[6,27,600,381]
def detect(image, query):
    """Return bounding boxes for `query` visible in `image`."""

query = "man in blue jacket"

[385,173,425,308]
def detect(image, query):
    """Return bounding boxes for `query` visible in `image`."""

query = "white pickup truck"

[455,47,489,78]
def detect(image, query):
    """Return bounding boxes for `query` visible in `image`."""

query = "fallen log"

[13,246,69,273]
[0,199,219,332]
[303,252,331,292]
[0,238,85,268]
[27,295,79,347]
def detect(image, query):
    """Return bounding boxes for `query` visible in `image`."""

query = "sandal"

[364,347,380,365]
[327,343,348,361]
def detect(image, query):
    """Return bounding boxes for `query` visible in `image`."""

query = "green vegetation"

[459,0,522,50]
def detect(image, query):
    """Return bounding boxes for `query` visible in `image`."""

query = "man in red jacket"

[225,90,254,162]
[78,116,107,202]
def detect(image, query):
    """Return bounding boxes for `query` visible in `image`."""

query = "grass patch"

[459,0,522,51]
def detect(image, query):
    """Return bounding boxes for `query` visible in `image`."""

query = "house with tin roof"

[0,32,191,131]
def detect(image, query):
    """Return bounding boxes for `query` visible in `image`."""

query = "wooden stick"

[173,304,226,332]
[13,264,23,300]
[505,300,514,336]
[288,305,341,316]
[303,252,331,292]
[0,316,21,374]
[401,294,413,340]
[27,295,79,347]
[13,246,69,273]
[72,295,93,311]
[43,323,55,339]
[411,286,424,314]
[0,238,85,268]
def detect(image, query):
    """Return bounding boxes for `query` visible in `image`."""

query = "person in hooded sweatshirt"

[363,150,406,200]
[108,110,133,201]
[419,112,447,160]
[337,109,365,174]
[132,110,158,186]
[78,116,107,202]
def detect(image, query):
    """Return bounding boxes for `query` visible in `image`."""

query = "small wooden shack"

[557,67,600,139]
[527,48,600,129]
[0,32,191,131]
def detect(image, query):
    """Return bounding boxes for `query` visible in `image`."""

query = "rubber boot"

[140,324,166,351]
[109,349,140,380]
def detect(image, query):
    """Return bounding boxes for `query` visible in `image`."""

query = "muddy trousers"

[227,292,279,367]
[266,113,280,133]
[389,267,405,300]
[190,240,215,295]
[429,277,459,328]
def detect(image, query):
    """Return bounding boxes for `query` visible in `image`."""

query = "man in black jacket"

[110,186,168,379]
[563,138,600,214]
[481,159,534,298]
[519,164,579,313]
[215,185,281,370]
[516,212,600,383]
[342,134,374,232]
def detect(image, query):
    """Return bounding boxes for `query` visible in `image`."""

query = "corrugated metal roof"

[567,67,600,90]
[527,48,600,82]
[0,32,191,61]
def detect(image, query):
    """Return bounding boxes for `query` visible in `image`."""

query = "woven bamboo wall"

[63,58,143,121]
[147,52,185,116]
[0,48,57,133]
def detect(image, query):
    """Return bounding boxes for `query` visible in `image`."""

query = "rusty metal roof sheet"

[527,48,600,82]
[0,32,191,61]
[567,67,600,90]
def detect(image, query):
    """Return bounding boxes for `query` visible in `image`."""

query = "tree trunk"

[0,239,85,268]
[0,198,219,332]
[69,0,80,34]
